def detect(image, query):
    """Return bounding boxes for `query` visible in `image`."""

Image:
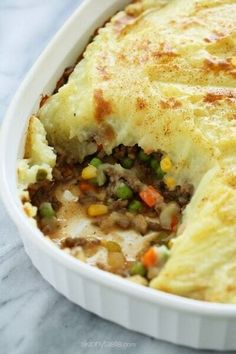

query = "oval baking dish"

[1,0,236,350]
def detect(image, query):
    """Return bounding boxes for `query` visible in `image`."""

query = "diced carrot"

[142,247,158,267]
[139,186,163,208]
[79,182,95,193]
[171,215,178,232]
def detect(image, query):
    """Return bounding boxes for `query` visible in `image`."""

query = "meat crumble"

[28,144,193,285]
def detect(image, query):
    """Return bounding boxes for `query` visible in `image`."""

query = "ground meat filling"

[30,144,193,235]
[29,144,193,283]
[72,145,193,235]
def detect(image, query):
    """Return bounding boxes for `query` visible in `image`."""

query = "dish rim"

[1,0,236,317]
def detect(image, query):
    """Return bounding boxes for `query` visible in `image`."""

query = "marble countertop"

[0,1,230,353]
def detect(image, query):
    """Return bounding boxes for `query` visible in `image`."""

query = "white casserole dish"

[1,0,236,350]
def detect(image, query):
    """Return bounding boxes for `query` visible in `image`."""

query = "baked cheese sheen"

[39,0,236,303]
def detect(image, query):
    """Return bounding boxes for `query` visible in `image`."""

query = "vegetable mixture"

[28,145,193,286]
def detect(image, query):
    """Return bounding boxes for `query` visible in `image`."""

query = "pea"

[121,157,134,169]
[115,183,133,200]
[156,166,165,179]
[36,168,47,182]
[128,200,142,213]
[130,262,147,276]
[90,157,102,168]
[138,150,151,162]
[150,158,159,170]
[90,177,99,186]
[39,202,56,218]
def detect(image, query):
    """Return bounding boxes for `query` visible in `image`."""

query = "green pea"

[115,183,133,200]
[156,166,165,179]
[36,169,48,182]
[90,178,99,186]
[130,262,147,276]
[138,150,151,162]
[128,200,142,213]
[121,157,134,169]
[150,158,159,170]
[90,157,103,168]
[39,202,56,218]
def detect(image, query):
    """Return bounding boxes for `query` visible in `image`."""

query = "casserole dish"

[1,0,236,349]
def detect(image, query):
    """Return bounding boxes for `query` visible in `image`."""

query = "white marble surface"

[0,1,231,354]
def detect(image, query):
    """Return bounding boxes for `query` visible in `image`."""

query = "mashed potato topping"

[19,0,236,302]
[18,116,56,192]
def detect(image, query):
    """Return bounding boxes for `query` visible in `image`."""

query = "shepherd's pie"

[18,0,236,303]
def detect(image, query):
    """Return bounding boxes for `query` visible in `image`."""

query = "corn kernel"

[160,156,172,173]
[23,202,37,218]
[81,165,97,180]
[87,204,108,217]
[164,176,176,191]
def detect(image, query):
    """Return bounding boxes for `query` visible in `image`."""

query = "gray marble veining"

[0,1,232,353]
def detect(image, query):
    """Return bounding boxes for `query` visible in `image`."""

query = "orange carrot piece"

[139,186,163,208]
[171,215,178,232]
[79,182,95,193]
[142,247,158,267]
